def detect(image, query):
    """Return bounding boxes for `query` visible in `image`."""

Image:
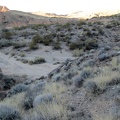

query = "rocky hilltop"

[0,6,9,12]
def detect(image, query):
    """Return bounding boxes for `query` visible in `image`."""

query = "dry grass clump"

[0,82,67,120]
[86,56,120,90]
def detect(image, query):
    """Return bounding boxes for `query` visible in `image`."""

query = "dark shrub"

[0,68,3,80]
[8,84,28,97]
[32,34,43,43]
[29,57,46,65]
[2,31,13,39]
[84,81,100,94]
[73,75,84,88]
[29,40,39,50]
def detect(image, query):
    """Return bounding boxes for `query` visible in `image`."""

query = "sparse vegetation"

[2,30,13,39]
[28,57,46,65]
[0,12,120,120]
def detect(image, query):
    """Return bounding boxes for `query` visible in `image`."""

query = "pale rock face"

[0,6,9,12]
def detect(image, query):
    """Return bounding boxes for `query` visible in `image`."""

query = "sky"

[0,0,120,14]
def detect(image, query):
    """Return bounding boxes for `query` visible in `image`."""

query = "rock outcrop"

[0,6,9,12]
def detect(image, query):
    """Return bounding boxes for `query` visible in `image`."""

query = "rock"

[0,6,9,12]
[98,53,109,61]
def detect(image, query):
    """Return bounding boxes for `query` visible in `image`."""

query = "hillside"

[0,9,77,29]
[0,12,120,120]
[0,6,120,29]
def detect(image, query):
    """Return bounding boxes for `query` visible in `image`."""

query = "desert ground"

[0,9,120,120]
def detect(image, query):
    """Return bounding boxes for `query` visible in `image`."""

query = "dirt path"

[0,48,72,78]
[0,52,59,79]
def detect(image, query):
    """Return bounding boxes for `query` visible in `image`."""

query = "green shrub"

[84,39,98,50]
[33,34,43,43]
[2,31,13,39]
[43,39,51,46]
[69,43,77,50]
[77,20,86,26]
[69,42,83,50]
[29,40,38,50]
[13,42,26,49]
[53,42,61,50]
[43,34,53,46]
[28,57,46,65]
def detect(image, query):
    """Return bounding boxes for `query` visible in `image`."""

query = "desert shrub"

[22,95,33,110]
[69,43,78,50]
[10,52,16,57]
[29,40,39,50]
[69,39,98,51]
[84,39,98,50]
[19,59,28,63]
[0,68,3,79]
[72,49,84,57]
[53,42,61,50]
[0,40,13,48]
[1,76,16,90]
[8,83,28,97]
[61,23,71,29]
[97,28,104,35]
[77,20,86,26]
[43,34,53,46]
[14,26,28,30]
[88,57,120,90]
[43,39,51,45]
[33,81,46,92]
[28,57,46,65]
[22,81,46,110]
[85,29,93,37]
[22,101,67,120]
[13,42,26,49]
[31,24,40,30]
[81,59,95,68]
[52,74,61,82]
[18,52,25,57]
[32,34,43,43]
[33,94,53,107]
[98,53,109,61]
[80,67,94,79]
[105,24,113,29]
[84,81,101,94]
[2,31,13,39]
[73,75,84,87]
[0,105,21,120]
